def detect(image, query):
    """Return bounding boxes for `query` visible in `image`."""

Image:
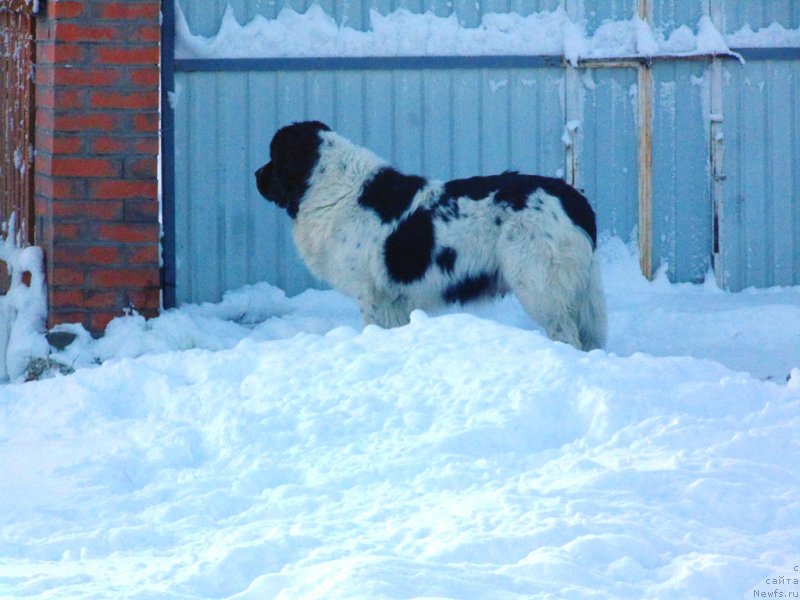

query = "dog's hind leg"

[358,290,411,329]
[497,212,597,350]
[575,253,607,351]
[513,281,583,349]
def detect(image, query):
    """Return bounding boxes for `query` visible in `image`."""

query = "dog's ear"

[267,121,331,214]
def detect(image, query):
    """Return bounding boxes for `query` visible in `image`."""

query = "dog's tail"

[576,252,608,351]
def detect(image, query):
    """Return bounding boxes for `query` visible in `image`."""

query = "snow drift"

[1,238,798,599]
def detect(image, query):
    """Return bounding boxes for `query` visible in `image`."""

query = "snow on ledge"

[173,4,767,64]
[726,21,800,48]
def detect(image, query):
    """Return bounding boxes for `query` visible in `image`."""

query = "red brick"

[37,20,56,44]
[35,109,55,132]
[132,113,158,133]
[35,174,85,199]
[91,136,158,156]
[91,268,159,288]
[125,157,157,178]
[91,136,126,154]
[53,289,121,309]
[90,134,159,159]
[129,25,161,44]
[54,112,118,132]
[36,86,55,108]
[85,292,124,310]
[129,68,159,87]
[57,23,121,43]
[51,157,119,177]
[55,89,86,110]
[51,289,85,308]
[49,1,86,19]
[52,245,122,265]
[51,136,83,154]
[34,65,55,87]
[97,223,158,244]
[94,46,159,66]
[133,137,159,155]
[45,66,122,87]
[52,222,82,241]
[49,311,91,330]
[126,288,160,315]
[51,200,123,221]
[36,0,164,334]
[90,179,157,200]
[99,3,160,20]
[126,245,159,266]
[89,90,158,110]
[50,267,86,286]
[38,42,86,64]
[123,199,158,222]
[89,311,118,333]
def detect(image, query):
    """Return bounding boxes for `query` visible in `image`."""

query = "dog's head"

[255,120,331,218]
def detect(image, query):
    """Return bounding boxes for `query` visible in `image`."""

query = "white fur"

[289,131,607,351]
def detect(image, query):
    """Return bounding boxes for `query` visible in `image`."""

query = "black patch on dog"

[443,171,534,211]
[255,120,331,218]
[435,247,457,274]
[442,171,597,247]
[358,168,427,223]
[443,272,496,304]
[442,175,505,202]
[544,180,597,249]
[384,208,435,283]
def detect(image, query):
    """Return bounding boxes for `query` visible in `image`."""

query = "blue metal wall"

[166,0,800,305]
[721,56,800,288]
[651,60,711,283]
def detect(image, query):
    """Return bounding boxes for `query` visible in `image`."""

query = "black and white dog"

[255,121,607,351]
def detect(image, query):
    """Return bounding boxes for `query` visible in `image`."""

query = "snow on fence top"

[175,4,800,63]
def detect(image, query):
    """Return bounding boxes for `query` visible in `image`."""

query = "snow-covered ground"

[1,237,799,599]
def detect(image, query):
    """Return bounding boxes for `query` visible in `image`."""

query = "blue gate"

[161,1,800,307]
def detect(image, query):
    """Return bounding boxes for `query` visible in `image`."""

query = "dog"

[255,121,607,351]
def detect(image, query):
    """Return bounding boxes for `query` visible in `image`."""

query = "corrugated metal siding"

[723,3,799,32]
[174,65,567,301]
[651,61,711,283]
[579,67,639,241]
[652,1,703,32]
[169,0,800,304]
[583,0,636,30]
[721,58,800,290]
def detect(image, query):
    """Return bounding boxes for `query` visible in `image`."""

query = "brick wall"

[34,0,161,334]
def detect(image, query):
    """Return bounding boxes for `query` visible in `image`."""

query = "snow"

[727,22,800,48]
[12,148,24,174]
[174,3,800,66]
[174,4,757,64]
[1,237,799,599]
[175,7,799,65]
[175,4,566,61]
[0,214,48,382]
